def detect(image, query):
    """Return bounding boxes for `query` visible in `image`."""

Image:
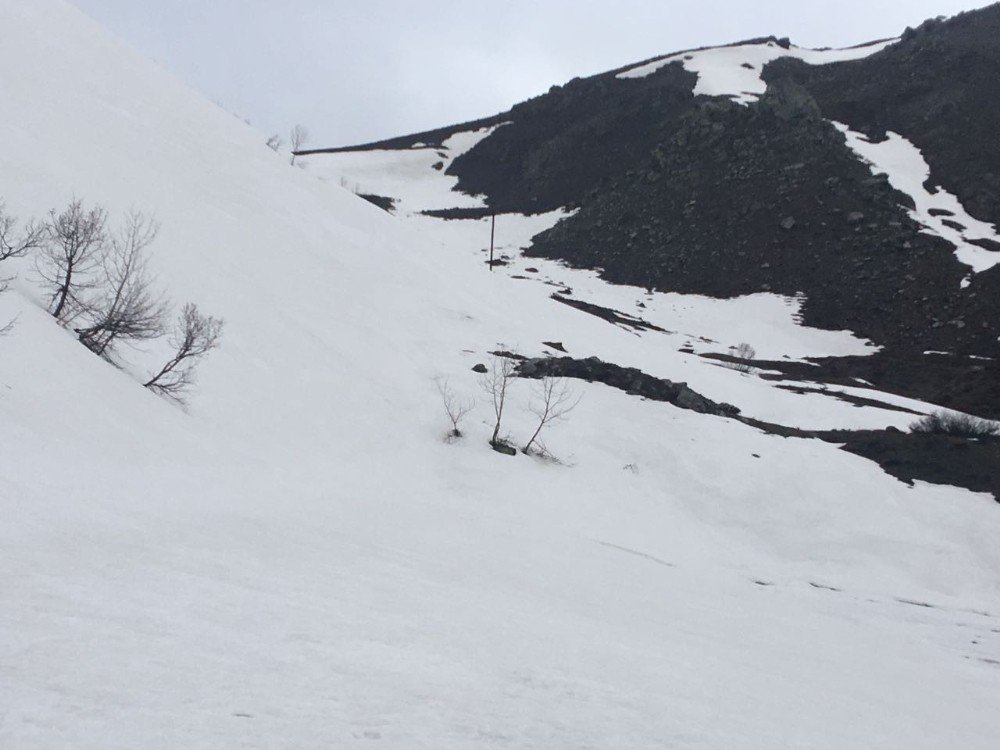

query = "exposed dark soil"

[550,294,668,332]
[749,410,1000,501]
[722,350,1000,421]
[518,354,999,501]
[357,193,396,212]
[773,384,924,415]
[829,430,999,502]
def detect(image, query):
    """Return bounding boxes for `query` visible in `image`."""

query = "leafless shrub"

[76,211,168,358]
[0,202,45,332]
[436,377,474,440]
[522,376,580,456]
[289,124,309,165]
[0,202,45,267]
[36,199,108,322]
[910,410,999,438]
[479,354,517,451]
[729,342,756,373]
[144,303,224,404]
[265,134,283,152]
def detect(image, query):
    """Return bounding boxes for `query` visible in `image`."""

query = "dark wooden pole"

[489,213,495,270]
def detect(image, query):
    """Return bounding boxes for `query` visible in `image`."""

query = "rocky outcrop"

[526,88,983,356]
[517,356,741,418]
[765,5,1000,228]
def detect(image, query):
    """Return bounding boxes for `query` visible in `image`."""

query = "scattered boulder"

[490,440,518,456]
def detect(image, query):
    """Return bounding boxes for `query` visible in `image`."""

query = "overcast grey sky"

[70,0,994,148]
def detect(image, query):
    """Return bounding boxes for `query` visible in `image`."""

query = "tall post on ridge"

[489,213,496,271]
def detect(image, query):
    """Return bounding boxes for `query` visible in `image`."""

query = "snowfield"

[2,2,1000,748]
[322,126,504,214]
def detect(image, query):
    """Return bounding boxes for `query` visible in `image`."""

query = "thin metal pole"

[489,213,495,271]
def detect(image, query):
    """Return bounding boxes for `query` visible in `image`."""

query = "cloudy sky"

[70,0,993,149]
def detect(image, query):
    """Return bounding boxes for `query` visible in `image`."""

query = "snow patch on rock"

[834,122,1000,274]
[617,39,897,104]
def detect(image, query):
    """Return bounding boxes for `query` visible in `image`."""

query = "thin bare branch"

[730,342,756,374]
[289,124,309,165]
[522,376,580,455]
[0,202,45,263]
[436,377,475,439]
[479,354,517,448]
[0,203,46,331]
[144,303,224,404]
[76,210,168,358]
[36,199,108,322]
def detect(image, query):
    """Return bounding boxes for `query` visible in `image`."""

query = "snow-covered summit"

[616,37,898,103]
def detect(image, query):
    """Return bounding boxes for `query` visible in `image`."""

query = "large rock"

[516,356,740,418]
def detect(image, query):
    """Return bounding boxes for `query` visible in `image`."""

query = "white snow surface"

[834,122,1000,274]
[306,128,912,433]
[617,38,897,104]
[325,126,502,214]
[2,3,1000,748]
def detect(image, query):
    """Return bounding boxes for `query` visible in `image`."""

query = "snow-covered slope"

[2,2,1000,748]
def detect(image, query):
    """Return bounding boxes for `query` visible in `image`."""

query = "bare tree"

[265,134,283,152]
[289,124,309,165]
[75,211,168,358]
[0,202,45,268]
[144,303,223,403]
[0,202,45,333]
[730,342,756,373]
[522,376,580,456]
[436,377,474,439]
[36,200,108,322]
[479,354,517,451]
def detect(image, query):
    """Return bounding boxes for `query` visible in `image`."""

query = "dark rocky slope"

[766,9,1000,228]
[527,83,987,355]
[309,5,1000,418]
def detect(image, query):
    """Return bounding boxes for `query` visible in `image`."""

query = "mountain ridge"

[311,4,1000,419]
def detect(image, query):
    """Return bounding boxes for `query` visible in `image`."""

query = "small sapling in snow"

[521,376,580,457]
[436,377,474,440]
